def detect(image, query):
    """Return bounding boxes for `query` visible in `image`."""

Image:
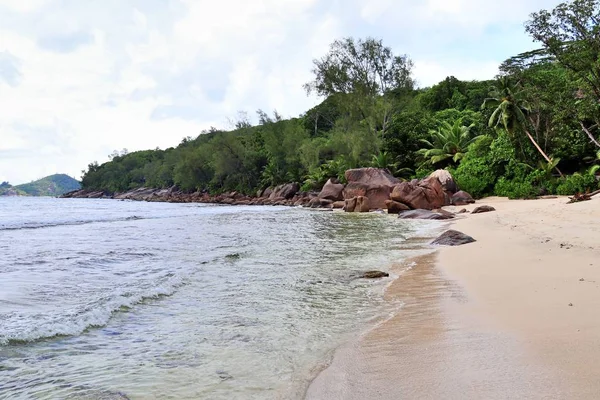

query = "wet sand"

[306,196,600,399]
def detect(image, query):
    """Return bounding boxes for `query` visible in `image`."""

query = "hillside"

[15,174,81,196]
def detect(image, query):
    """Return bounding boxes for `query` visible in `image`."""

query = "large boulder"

[318,178,345,201]
[345,168,401,187]
[385,200,410,214]
[398,209,454,220]
[431,230,476,246]
[390,177,445,210]
[451,190,475,206]
[343,168,400,209]
[269,183,300,200]
[344,196,370,213]
[429,170,458,194]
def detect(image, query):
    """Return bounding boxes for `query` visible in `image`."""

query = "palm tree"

[482,76,563,176]
[418,120,480,165]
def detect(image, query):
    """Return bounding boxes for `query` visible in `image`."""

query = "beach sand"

[306,196,600,399]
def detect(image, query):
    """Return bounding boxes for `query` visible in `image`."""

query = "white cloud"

[0,0,563,184]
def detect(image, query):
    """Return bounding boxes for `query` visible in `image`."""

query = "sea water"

[0,197,438,399]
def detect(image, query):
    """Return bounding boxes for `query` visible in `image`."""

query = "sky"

[0,0,563,185]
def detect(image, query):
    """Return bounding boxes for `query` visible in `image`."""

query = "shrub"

[556,173,598,195]
[452,156,497,198]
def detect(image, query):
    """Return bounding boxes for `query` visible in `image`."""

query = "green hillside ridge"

[0,181,28,196]
[80,1,600,199]
[14,174,81,196]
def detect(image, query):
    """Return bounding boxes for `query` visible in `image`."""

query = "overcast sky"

[0,0,562,184]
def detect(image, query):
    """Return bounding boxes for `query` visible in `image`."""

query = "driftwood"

[568,189,600,204]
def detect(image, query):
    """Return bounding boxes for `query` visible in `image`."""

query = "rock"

[360,271,390,279]
[344,197,357,212]
[262,187,273,198]
[457,208,468,214]
[471,205,496,214]
[356,196,370,212]
[452,190,475,206]
[345,167,401,187]
[398,209,454,220]
[390,177,445,210]
[318,178,345,201]
[343,168,400,210]
[432,208,456,219]
[332,201,345,209]
[429,169,458,194]
[431,230,476,246]
[269,183,299,200]
[344,196,370,212]
[308,197,333,209]
[385,200,410,214]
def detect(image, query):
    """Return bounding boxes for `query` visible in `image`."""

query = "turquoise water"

[0,197,438,399]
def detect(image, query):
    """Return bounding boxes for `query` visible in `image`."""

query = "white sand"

[306,196,600,399]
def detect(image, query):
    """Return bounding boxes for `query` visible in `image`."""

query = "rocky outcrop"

[307,197,333,209]
[345,168,401,187]
[451,190,475,206]
[318,178,344,201]
[344,196,370,213]
[390,177,445,210]
[385,200,410,214]
[429,169,458,194]
[472,205,496,214]
[431,230,476,246]
[343,168,400,210]
[269,183,300,200]
[398,209,454,220]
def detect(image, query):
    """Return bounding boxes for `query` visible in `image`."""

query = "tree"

[482,77,564,176]
[303,37,414,145]
[417,120,480,165]
[525,0,600,146]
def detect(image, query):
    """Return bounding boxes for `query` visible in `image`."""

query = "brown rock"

[457,208,468,214]
[344,197,357,212]
[344,196,370,212]
[343,168,400,210]
[332,201,345,209]
[398,209,454,220]
[431,230,476,246]
[452,190,475,206]
[385,200,410,214]
[471,205,496,214]
[318,178,345,201]
[269,183,299,200]
[429,169,458,194]
[390,177,445,210]
[360,271,390,279]
[432,208,456,219]
[344,168,401,187]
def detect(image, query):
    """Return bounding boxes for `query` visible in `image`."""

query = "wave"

[0,216,149,232]
[0,275,186,346]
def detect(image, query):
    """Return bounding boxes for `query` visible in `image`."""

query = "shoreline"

[305,196,600,399]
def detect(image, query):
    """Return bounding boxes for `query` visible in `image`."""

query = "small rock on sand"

[471,205,496,214]
[431,230,476,246]
[361,271,390,279]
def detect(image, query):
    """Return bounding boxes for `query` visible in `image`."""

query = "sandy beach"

[306,196,600,399]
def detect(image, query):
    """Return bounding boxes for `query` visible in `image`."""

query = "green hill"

[15,174,81,196]
[0,181,28,196]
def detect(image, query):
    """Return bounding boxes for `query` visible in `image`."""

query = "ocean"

[0,197,438,399]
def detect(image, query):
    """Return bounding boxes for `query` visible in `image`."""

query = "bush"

[452,156,497,198]
[494,177,536,199]
[556,173,598,195]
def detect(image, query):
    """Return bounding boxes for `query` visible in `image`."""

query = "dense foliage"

[15,174,81,196]
[81,1,600,199]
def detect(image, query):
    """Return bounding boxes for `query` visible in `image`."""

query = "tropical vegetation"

[80,0,600,200]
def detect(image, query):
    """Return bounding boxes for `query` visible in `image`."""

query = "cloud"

[0,51,21,86]
[0,0,564,184]
[37,31,94,53]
